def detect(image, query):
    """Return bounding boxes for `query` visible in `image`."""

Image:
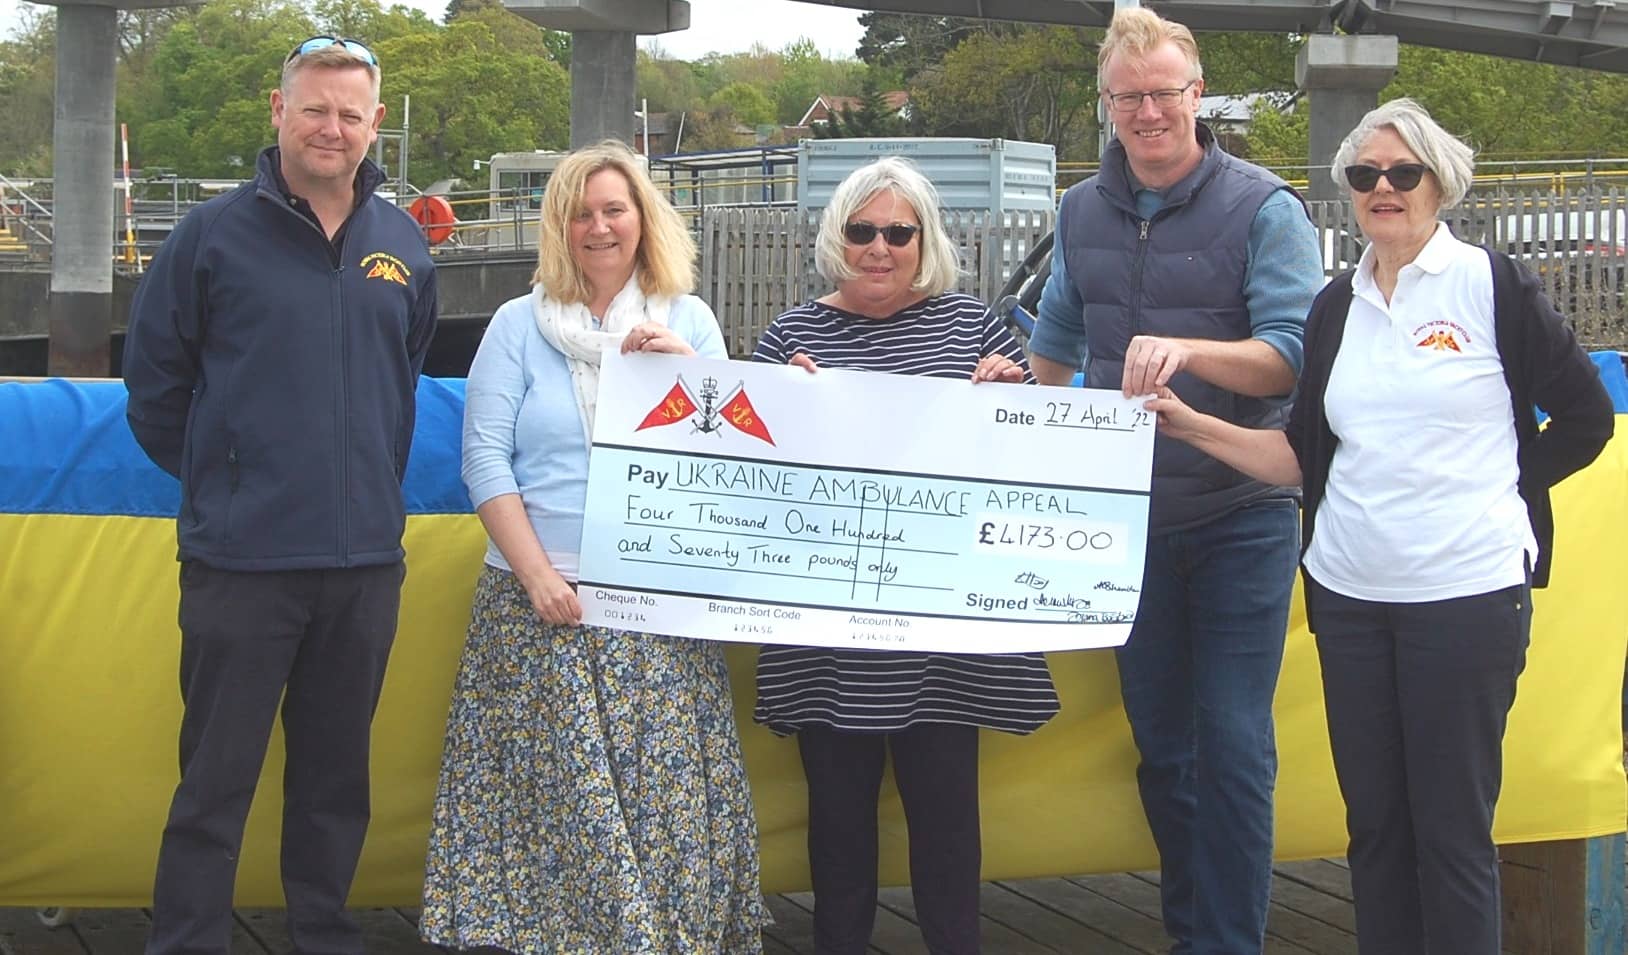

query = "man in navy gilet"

[1030,9,1323,953]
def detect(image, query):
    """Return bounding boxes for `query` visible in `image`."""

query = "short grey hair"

[813,157,960,296]
[281,43,381,102]
[1330,97,1475,207]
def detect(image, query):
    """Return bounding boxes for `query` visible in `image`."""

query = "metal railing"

[0,173,55,251]
[1058,157,1628,194]
[2,167,1625,350]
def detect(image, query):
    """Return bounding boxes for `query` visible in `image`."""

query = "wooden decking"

[0,860,1359,955]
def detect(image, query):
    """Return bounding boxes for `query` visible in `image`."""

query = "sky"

[640,0,865,60]
[1,0,867,60]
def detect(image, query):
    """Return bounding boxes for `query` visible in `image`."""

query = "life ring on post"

[408,195,457,246]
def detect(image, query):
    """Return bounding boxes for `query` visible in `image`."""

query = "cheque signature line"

[661,485,963,518]
[580,581,1124,626]
[619,559,955,592]
[621,521,956,556]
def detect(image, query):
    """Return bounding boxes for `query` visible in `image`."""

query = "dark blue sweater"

[123,148,438,570]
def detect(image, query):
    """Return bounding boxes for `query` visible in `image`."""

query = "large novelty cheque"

[578,353,1156,653]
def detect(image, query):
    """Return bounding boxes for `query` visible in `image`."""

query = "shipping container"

[796,138,1057,213]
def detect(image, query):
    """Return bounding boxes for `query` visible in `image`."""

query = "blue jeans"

[1115,498,1299,955]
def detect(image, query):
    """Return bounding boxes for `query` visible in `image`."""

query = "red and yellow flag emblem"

[721,389,775,445]
[635,382,698,431]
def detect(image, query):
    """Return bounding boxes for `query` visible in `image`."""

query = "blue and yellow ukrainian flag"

[1,377,1623,906]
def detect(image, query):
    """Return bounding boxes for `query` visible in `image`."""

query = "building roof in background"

[799,91,911,127]
[1198,91,1299,123]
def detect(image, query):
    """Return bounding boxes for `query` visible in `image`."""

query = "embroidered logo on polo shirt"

[360,252,411,286]
[1412,320,1470,353]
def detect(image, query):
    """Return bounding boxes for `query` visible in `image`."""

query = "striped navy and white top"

[751,293,1061,736]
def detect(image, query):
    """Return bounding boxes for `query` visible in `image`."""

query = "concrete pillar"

[1296,35,1399,201]
[47,2,118,377]
[570,31,637,148]
[503,0,687,151]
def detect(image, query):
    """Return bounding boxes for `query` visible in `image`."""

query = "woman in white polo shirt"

[1144,98,1614,954]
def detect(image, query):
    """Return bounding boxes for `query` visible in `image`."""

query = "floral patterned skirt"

[420,566,768,954]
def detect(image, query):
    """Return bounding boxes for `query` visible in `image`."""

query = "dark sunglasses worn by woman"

[842,221,920,247]
[1344,162,1428,193]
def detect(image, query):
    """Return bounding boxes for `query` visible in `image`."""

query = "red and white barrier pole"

[120,122,139,273]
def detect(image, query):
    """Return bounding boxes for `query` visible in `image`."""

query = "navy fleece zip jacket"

[123,147,438,570]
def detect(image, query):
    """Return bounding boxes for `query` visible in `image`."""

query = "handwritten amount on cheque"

[615,461,1128,570]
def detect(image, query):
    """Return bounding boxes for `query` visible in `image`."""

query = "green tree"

[707,81,775,127]
[118,8,192,73]
[771,37,864,126]
[682,105,749,151]
[1378,47,1628,159]
[910,25,1099,155]
[703,45,783,92]
[1242,95,1309,175]
[1194,32,1301,96]
[0,8,57,174]
[442,0,501,23]
[856,11,981,82]
[379,12,568,182]
[313,0,435,43]
[636,48,704,114]
[111,0,571,184]
[120,0,316,174]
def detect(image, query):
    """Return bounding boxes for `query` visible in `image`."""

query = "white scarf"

[532,273,672,446]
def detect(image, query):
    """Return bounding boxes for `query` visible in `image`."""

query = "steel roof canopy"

[786,0,1628,73]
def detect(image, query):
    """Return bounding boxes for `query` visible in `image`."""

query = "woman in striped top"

[753,157,1061,955]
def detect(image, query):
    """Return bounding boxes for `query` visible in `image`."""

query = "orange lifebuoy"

[408,195,456,246]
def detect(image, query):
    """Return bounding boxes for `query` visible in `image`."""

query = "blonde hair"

[813,157,960,297]
[281,44,381,101]
[533,140,696,302]
[1097,8,1203,91]
[1330,98,1476,208]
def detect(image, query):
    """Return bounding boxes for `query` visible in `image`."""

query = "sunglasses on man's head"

[1344,163,1428,193]
[843,221,920,247]
[287,36,379,67]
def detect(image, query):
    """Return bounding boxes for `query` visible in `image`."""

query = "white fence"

[700,208,1053,357]
[1310,189,1626,347]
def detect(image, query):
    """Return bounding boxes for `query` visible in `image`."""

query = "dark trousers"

[1309,575,1531,955]
[797,723,981,955]
[1114,498,1300,954]
[147,561,405,955]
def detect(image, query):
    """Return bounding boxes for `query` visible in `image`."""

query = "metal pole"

[120,122,137,270]
[637,97,649,159]
[399,94,410,198]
